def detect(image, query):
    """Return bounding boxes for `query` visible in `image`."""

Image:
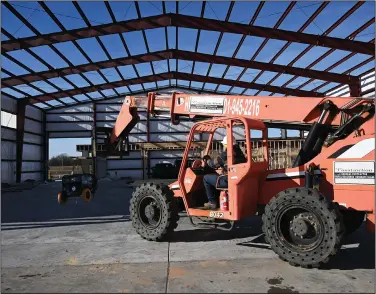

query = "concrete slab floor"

[1,180,375,293]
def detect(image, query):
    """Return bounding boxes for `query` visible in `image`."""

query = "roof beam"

[229,2,296,94]
[2,49,360,87]
[2,13,373,55]
[176,72,324,97]
[214,1,265,93]
[199,1,235,92]
[189,1,206,89]
[26,71,323,104]
[1,14,171,52]
[28,73,174,103]
[3,50,173,86]
[264,3,371,96]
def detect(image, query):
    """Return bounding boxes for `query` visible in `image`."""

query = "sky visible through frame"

[1,1,375,157]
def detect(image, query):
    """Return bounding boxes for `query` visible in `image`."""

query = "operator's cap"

[221,135,236,145]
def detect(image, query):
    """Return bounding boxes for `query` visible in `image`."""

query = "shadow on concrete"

[238,229,375,270]
[172,219,374,270]
[170,217,264,243]
[322,225,375,270]
[1,216,130,231]
[1,181,132,224]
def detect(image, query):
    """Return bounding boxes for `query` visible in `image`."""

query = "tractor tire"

[341,210,365,235]
[262,188,345,268]
[82,188,92,203]
[130,183,179,241]
[57,191,68,205]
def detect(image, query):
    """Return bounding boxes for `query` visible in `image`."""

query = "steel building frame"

[1,1,374,109]
[1,1,374,183]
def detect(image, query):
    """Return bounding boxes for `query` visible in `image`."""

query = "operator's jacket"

[207,145,246,183]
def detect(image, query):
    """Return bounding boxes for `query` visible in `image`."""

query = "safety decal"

[266,170,321,181]
[189,96,225,114]
[333,161,375,185]
[337,138,375,159]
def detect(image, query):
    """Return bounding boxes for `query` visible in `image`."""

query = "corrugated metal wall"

[42,96,293,180]
[327,70,375,98]
[1,94,45,184]
[22,104,45,182]
[2,94,18,184]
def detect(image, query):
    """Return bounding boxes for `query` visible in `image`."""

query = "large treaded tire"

[130,183,179,241]
[262,188,345,268]
[341,210,365,235]
[57,191,68,205]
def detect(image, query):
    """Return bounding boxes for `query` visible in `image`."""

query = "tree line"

[49,153,75,166]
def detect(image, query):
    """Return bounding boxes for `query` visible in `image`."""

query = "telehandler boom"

[111,92,374,268]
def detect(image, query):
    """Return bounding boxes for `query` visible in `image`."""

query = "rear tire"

[130,183,179,241]
[57,191,68,205]
[81,188,92,203]
[262,188,345,268]
[341,210,365,235]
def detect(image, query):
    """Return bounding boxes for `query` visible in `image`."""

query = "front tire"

[262,188,345,268]
[130,183,179,241]
[57,191,68,205]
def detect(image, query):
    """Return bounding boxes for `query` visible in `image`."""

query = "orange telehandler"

[109,92,374,268]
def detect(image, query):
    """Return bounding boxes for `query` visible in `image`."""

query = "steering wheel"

[191,159,203,169]
[203,155,224,170]
[203,154,211,161]
[191,155,213,170]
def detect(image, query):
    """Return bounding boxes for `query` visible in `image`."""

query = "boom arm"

[110,92,374,146]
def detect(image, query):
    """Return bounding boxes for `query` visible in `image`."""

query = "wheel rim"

[138,196,162,229]
[276,205,324,252]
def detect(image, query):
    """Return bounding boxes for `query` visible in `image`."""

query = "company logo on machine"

[189,96,225,114]
[333,161,375,185]
[184,97,190,112]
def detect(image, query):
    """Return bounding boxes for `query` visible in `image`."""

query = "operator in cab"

[203,135,246,209]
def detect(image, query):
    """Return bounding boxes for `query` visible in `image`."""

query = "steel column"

[349,83,362,97]
[16,99,27,183]
[92,102,97,176]
[43,111,49,182]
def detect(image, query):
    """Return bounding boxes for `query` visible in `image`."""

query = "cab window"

[250,129,265,162]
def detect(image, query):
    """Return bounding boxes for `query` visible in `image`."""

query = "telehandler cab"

[110,92,374,268]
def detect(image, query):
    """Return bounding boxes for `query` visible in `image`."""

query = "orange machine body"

[168,116,375,232]
[111,93,374,232]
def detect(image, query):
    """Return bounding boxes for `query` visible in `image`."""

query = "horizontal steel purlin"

[27,71,324,104]
[2,49,360,88]
[2,14,374,55]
